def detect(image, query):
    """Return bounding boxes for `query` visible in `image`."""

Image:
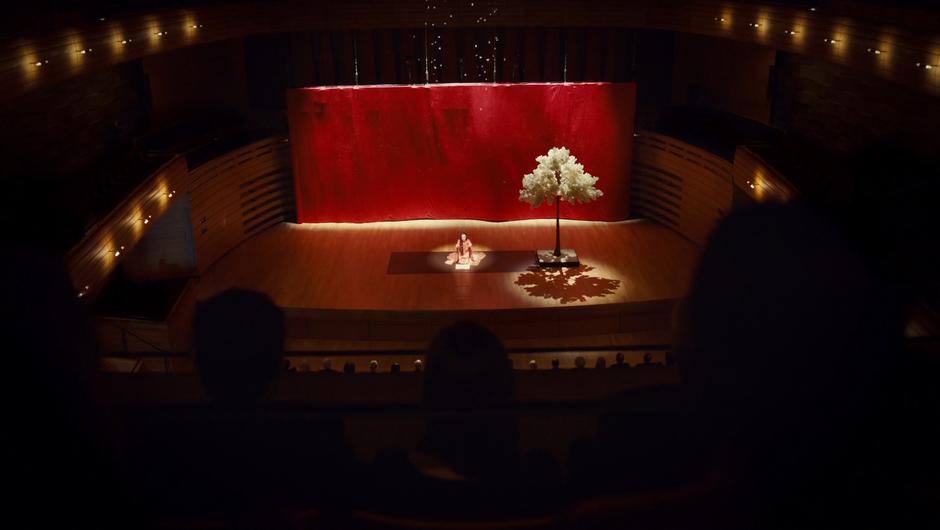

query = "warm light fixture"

[77,47,93,54]
[33,59,49,67]
[748,22,761,28]
[866,48,883,55]
[823,38,840,45]
[916,62,936,70]
[120,38,133,45]
[111,245,125,257]
[713,17,726,22]
[155,30,168,37]
[77,285,91,298]
[784,29,799,35]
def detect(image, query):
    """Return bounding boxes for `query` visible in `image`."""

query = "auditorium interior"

[4,1,939,528]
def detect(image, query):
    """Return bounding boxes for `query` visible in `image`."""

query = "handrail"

[99,318,169,354]
[97,343,673,359]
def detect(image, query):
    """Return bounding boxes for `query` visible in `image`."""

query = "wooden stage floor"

[194,219,700,350]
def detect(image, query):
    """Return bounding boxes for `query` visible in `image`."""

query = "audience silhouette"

[368,321,560,519]
[677,202,909,528]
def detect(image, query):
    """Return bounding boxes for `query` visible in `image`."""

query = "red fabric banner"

[287,82,635,222]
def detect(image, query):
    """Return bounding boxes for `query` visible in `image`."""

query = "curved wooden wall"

[67,136,293,298]
[632,132,734,247]
[189,137,294,272]
[66,156,190,299]
[732,146,798,203]
[3,1,938,101]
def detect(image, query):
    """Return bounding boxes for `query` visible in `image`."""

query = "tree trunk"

[554,199,561,257]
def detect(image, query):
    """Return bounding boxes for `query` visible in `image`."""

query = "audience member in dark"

[369,321,560,518]
[551,358,561,370]
[321,358,337,373]
[343,361,356,374]
[609,352,629,368]
[390,362,401,373]
[131,288,357,523]
[6,251,135,530]
[281,358,296,372]
[194,288,285,404]
[677,203,913,528]
[574,356,586,369]
[635,352,662,368]
[594,357,607,369]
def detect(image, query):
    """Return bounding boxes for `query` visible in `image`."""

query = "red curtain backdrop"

[287,82,635,223]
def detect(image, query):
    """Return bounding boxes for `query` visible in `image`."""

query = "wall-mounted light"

[76,47,93,55]
[166,190,176,198]
[110,245,125,258]
[916,62,936,70]
[748,22,761,29]
[823,37,840,45]
[867,48,883,55]
[190,24,204,29]
[120,38,133,45]
[155,30,168,37]
[139,214,152,225]
[33,59,49,67]
[713,17,726,22]
[784,29,799,35]
[77,285,91,298]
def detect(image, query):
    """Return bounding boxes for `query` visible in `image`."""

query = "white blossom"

[519,146,603,208]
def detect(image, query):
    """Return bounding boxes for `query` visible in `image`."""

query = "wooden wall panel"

[4,1,938,102]
[632,132,733,246]
[189,137,294,272]
[67,136,294,298]
[732,146,797,203]
[66,156,190,299]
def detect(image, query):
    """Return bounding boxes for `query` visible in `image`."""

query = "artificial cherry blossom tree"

[519,147,603,263]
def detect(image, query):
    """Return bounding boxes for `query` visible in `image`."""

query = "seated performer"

[445,232,486,266]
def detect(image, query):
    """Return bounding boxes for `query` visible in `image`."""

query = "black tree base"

[536,249,580,267]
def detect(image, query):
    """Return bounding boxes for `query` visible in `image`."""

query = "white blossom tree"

[519,147,603,260]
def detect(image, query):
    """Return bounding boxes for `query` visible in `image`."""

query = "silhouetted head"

[528,359,538,370]
[642,352,653,365]
[678,203,899,521]
[551,358,560,370]
[194,289,284,404]
[424,321,512,409]
[595,357,607,369]
[343,361,355,374]
[390,362,401,374]
[574,356,586,369]
[413,359,423,372]
[615,352,625,365]
[369,360,378,373]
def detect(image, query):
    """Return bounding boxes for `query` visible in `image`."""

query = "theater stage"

[193,219,700,351]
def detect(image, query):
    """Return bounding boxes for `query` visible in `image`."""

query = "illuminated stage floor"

[194,219,700,349]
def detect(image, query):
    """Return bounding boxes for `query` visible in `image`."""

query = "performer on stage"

[445,232,486,266]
